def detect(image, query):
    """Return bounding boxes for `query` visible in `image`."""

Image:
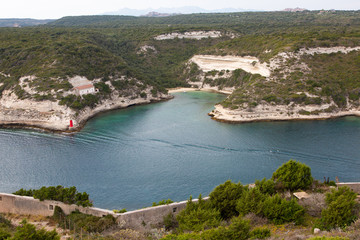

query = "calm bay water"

[1,91,360,210]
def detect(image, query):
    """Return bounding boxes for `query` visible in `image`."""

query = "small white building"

[74,84,96,96]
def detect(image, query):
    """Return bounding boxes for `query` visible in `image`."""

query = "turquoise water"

[1,91,360,210]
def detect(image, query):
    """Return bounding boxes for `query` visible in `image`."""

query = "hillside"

[0,18,54,27]
[0,11,360,131]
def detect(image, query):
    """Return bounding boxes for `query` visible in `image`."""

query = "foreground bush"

[261,194,305,224]
[176,195,221,232]
[12,219,59,240]
[236,187,304,225]
[162,217,251,240]
[53,207,116,233]
[0,229,11,240]
[249,227,271,239]
[317,186,358,230]
[13,186,92,207]
[272,159,313,191]
[209,180,246,219]
[255,178,276,195]
[237,187,266,216]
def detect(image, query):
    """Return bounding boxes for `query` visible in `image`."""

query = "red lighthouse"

[69,120,73,128]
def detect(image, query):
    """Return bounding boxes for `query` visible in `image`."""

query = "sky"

[1,0,360,19]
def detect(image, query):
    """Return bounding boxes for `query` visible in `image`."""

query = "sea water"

[0,91,359,210]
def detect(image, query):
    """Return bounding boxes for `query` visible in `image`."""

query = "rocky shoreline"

[209,104,360,124]
[0,91,173,133]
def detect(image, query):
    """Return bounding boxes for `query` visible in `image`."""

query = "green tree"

[14,186,93,207]
[209,180,245,219]
[272,159,313,191]
[255,178,276,195]
[236,187,266,216]
[177,195,221,232]
[317,186,358,230]
[261,194,305,224]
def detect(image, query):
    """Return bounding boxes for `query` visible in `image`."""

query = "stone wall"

[116,198,208,231]
[0,193,113,217]
[0,192,207,231]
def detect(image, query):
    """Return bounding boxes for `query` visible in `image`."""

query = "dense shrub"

[237,188,266,216]
[163,213,178,231]
[209,180,246,219]
[176,195,221,232]
[249,227,271,239]
[0,214,11,228]
[272,159,313,191]
[54,209,116,233]
[13,186,92,207]
[317,186,358,230]
[0,229,11,240]
[255,178,276,195]
[223,217,251,240]
[161,217,250,240]
[12,219,59,240]
[94,82,111,94]
[237,189,304,225]
[261,194,305,224]
[140,92,147,98]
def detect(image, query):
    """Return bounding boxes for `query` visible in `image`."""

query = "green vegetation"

[13,186,92,207]
[11,220,59,240]
[162,217,252,240]
[113,208,127,213]
[261,193,305,224]
[254,178,276,195]
[4,159,360,239]
[272,159,313,191]
[316,187,358,230]
[52,207,116,234]
[0,11,359,113]
[176,195,221,232]
[152,199,174,206]
[209,180,245,219]
[249,227,271,239]
[161,159,360,240]
[0,216,59,240]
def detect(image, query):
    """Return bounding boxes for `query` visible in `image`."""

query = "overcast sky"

[2,0,360,19]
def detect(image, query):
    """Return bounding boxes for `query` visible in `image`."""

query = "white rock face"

[298,46,360,55]
[138,45,157,54]
[0,74,172,132]
[154,31,222,40]
[68,76,94,87]
[190,55,271,77]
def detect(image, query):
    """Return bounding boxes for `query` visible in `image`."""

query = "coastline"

[2,86,359,133]
[0,94,173,134]
[209,104,360,124]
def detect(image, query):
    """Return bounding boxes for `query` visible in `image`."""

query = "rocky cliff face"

[186,47,360,123]
[0,76,172,132]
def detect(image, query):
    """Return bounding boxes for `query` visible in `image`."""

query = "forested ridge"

[0,11,360,111]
